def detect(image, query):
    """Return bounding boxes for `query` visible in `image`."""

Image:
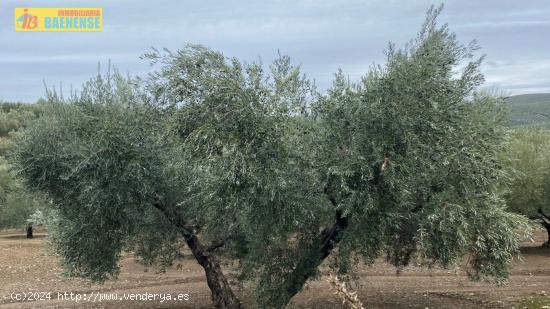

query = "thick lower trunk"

[277,210,348,307]
[151,199,241,309]
[184,234,241,309]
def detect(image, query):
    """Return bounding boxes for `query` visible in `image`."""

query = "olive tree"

[0,103,44,231]
[0,158,42,230]
[12,6,529,309]
[503,128,550,245]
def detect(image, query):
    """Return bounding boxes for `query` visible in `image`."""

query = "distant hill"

[505,93,550,127]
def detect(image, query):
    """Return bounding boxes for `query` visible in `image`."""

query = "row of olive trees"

[0,103,44,231]
[10,6,529,309]
[0,102,42,137]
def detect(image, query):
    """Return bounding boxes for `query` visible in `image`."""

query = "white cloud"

[482,59,550,94]
[456,20,550,29]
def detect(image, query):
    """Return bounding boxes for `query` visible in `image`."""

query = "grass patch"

[517,296,550,309]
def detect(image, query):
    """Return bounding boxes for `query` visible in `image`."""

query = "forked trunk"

[276,210,348,308]
[152,200,241,309]
[184,234,242,309]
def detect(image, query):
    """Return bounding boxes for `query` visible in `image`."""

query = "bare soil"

[0,229,549,309]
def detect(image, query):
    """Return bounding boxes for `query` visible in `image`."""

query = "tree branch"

[537,208,550,227]
[207,240,226,253]
[151,194,194,238]
[538,208,550,223]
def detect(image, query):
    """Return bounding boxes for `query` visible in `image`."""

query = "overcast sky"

[1,0,549,102]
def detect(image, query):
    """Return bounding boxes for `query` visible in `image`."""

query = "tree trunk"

[184,233,242,309]
[277,210,348,307]
[543,223,550,247]
[538,208,550,246]
[151,199,241,309]
[26,224,33,239]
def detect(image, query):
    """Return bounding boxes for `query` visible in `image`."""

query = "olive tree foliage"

[12,6,529,309]
[12,72,183,280]
[311,6,527,277]
[142,43,326,251]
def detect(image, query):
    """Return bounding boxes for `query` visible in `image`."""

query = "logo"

[16,8,38,30]
[15,8,102,32]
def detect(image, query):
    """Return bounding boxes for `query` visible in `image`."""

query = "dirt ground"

[0,230,549,309]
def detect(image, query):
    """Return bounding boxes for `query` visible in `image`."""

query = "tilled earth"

[0,230,549,309]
